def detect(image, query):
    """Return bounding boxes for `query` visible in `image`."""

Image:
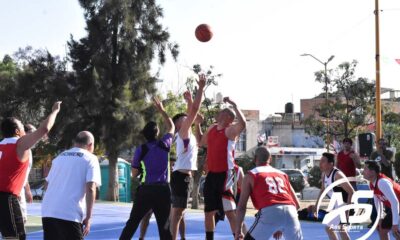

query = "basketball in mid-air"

[195,24,213,42]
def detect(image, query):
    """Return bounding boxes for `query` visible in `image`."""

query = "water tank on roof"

[285,102,294,113]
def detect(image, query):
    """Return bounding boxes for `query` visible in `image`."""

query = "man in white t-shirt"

[41,131,101,240]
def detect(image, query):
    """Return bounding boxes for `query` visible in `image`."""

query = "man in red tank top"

[0,102,61,240]
[200,97,246,240]
[363,160,400,239]
[235,146,302,240]
[336,138,361,190]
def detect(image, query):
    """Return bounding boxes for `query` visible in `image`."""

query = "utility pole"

[301,54,335,152]
[374,0,382,141]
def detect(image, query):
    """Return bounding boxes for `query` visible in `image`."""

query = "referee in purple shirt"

[120,97,174,240]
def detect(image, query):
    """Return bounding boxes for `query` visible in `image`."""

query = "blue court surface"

[26,202,380,239]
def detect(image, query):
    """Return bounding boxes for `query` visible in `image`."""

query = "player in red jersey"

[336,137,361,190]
[235,146,303,240]
[363,160,400,240]
[200,97,246,240]
[0,101,61,240]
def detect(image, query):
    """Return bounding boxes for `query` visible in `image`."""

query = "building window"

[236,131,246,152]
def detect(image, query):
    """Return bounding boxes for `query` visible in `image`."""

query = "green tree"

[0,47,75,167]
[0,54,18,80]
[0,48,68,131]
[0,55,19,120]
[383,112,400,151]
[304,60,375,141]
[68,0,178,201]
[12,47,71,125]
[161,91,186,158]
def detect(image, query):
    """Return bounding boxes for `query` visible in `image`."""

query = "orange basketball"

[195,24,213,42]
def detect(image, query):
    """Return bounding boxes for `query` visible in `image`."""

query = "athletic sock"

[206,231,214,240]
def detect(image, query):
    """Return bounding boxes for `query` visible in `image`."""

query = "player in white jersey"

[170,75,206,240]
[235,146,303,240]
[313,152,354,240]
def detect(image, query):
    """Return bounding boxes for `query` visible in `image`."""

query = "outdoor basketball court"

[25,202,379,239]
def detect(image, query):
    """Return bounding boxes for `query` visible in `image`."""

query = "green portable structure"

[99,158,132,202]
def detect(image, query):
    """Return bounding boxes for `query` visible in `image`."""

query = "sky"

[1,0,399,119]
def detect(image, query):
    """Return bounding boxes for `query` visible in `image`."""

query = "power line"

[325,13,373,48]
[381,8,400,12]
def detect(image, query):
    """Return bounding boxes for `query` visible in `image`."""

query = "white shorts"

[247,204,303,240]
[222,197,236,211]
[19,188,28,222]
[222,169,236,211]
[324,202,345,227]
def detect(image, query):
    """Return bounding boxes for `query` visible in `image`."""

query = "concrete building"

[235,109,261,156]
[235,103,325,171]
[382,89,400,113]
[261,103,324,149]
[256,103,325,170]
[268,147,325,171]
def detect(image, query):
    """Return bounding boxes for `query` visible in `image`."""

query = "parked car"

[29,179,46,200]
[280,169,309,193]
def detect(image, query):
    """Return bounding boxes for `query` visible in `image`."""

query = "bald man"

[41,131,101,240]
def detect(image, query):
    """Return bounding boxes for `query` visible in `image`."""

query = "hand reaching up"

[153,96,165,113]
[52,101,62,113]
[183,90,192,103]
[223,97,237,108]
[197,74,206,89]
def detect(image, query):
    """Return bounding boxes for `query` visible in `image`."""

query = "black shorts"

[171,171,191,208]
[381,206,394,230]
[204,171,229,212]
[42,217,83,240]
[0,192,26,240]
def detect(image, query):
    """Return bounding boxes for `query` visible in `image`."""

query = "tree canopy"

[0,0,179,201]
[304,60,375,142]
